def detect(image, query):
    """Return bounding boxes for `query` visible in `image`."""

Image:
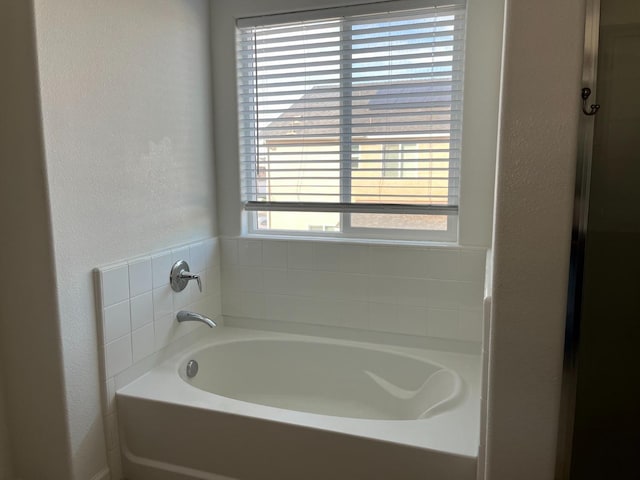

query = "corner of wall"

[484,0,584,477]
[0,1,73,478]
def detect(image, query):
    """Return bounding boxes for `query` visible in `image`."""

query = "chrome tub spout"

[176,310,217,328]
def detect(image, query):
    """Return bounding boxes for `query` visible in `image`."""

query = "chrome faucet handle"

[178,270,202,292]
[170,260,201,292]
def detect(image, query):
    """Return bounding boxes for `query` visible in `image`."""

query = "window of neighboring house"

[382,144,401,178]
[236,0,466,241]
[382,144,419,178]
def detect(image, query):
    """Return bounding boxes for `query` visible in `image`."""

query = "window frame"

[248,210,458,242]
[236,0,466,243]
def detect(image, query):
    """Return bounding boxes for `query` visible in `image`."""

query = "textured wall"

[0,0,72,478]
[31,1,217,478]
[485,0,585,478]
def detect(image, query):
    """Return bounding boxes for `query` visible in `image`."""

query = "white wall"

[0,0,72,478]
[211,0,503,247]
[485,0,584,478]
[459,0,504,246]
[28,1,217,478]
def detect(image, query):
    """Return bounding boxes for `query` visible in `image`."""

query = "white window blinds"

[236,0,466,216]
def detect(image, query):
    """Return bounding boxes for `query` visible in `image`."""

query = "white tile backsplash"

[220,237,238,266]
[151,251,173,288]
[396,304,429,336]
[173,286,192,311]
[395,277,429,307]
[427,249,460,280]
[427,280,461,309]
[336,300,368,330]
[220,237,486,345]
[128,257,152,297]
[105,377,116,415]
[427,308,460,339]
[460,250,487,283]
[368,302,399,333]
[171,246,191,266]
[153,313,175,350]
[152,285,173,319]
[457,281,485,308]
[105,334,132,378]
[103,300,131,344]
[101,264,129,307]
[367,276,398,305]
[262,268,288,295]
[287,241,315,270]
[313,243,341,271]
[459,308,484,342]
[238,266,263,292]
[106,413,119,452]
[262,240,288,268]
[94,237,222,480]
[132,323,155,363]
[338,244,370,274]
[369,246,429,278]
[238,238,262,266]
[264,294,293,322]
[130,291,153,330]
[189,242,207,273]
[96,238,220,371]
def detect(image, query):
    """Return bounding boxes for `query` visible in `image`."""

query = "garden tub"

[117,327,481,480]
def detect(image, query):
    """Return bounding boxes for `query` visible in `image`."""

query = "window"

[236,0,466,240]
[381,144,419,178]
[382,144,401,178]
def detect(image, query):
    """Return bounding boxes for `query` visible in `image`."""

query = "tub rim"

[175,335,465,421]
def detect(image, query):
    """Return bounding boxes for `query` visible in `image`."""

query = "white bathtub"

[117,327,481,480]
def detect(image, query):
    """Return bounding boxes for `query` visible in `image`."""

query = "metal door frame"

[555,1,601,478]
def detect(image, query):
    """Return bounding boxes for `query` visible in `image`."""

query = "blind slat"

[238,31,465,58]
[237,61,460,78]
[239,75,459,91]
[243,202,458,215]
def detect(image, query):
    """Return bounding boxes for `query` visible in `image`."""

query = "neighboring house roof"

[262,83,453,139]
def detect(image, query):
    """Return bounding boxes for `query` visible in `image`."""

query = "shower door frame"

[555,0,601,478]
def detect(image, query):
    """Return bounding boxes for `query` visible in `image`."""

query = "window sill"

[240,232,471,250]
